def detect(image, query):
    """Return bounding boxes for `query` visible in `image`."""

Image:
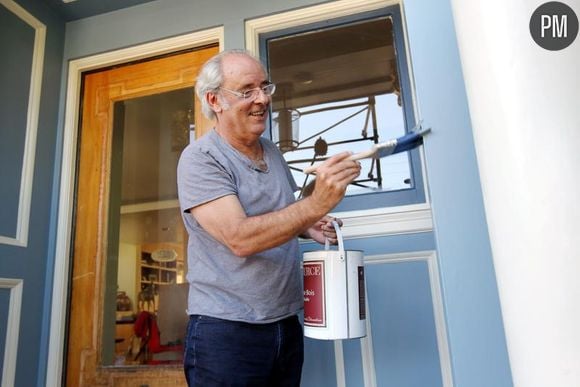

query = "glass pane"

[267,17,412,197]
[104,87,194,367]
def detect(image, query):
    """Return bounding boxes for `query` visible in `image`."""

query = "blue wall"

[0,4,33,236]
[404,0,513,385]
[300,233,442,387]
[0,1,65,386]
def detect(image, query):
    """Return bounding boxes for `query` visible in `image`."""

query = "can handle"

[324,220,345,257]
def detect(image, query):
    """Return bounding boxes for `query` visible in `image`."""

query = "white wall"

[449,1,580,386]
[118,242,138,311]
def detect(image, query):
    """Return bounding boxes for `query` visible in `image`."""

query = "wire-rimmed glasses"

[219,83,276,101]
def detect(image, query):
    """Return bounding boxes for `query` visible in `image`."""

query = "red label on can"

[303,260,326,327]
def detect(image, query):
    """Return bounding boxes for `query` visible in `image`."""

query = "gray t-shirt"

[177,129,302,323]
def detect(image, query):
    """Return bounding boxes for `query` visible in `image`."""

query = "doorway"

[64,43,218,386]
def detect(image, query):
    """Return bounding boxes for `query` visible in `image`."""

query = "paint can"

[303,221,366,340]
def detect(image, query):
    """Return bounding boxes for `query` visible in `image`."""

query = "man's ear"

[206,92,222,113]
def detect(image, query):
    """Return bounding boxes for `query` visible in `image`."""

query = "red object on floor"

[133,311,183,364]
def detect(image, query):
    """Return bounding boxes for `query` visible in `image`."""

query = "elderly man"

[177,49,360,386]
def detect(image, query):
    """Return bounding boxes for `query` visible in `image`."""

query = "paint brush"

[303,126,430,174]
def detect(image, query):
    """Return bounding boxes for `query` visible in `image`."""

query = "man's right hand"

[309,152,361,210]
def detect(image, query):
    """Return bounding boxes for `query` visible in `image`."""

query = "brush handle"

[303,147,377,174]
[303,124,430,174]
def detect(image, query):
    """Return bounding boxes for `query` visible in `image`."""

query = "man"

[177,49,360,386]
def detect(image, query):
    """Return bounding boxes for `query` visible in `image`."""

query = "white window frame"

[245,0,432,239]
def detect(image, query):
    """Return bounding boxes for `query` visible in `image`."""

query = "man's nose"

[253,88,270,103]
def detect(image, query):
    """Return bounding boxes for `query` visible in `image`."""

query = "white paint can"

[303,221,366,340]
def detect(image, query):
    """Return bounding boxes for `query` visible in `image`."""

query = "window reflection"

[106,87,194,366]
[267,16,412,197]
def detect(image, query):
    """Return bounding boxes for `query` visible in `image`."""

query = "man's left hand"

[306,215,343,245]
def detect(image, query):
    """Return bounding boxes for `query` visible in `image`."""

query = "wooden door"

[66,45,218,387]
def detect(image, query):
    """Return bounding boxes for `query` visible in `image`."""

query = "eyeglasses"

[219,83,276,101]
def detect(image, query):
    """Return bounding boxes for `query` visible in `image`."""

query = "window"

[260,7,425,211]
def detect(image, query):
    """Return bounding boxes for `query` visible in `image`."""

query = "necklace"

[253,157,268,171]
[214,129,268,171]
[246,143,268,171]
[248,151,267,171]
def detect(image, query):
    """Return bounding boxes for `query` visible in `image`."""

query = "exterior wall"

[0,1,65,386]
[451,1,580,386]
[402,1,514,385]
[0,0,527,385]
[60,0,511,385]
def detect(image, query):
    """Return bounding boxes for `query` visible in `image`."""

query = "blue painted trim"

[403,0,513,385]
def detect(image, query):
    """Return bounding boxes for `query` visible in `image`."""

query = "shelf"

[140,263,177,271]
[136,244,185,313]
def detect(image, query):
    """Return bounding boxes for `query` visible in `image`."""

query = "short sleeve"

[177,144,237,213]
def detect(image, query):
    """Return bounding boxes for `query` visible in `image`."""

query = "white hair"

[195,49,268,120]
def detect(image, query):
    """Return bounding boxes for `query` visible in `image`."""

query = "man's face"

[215,54,271,140]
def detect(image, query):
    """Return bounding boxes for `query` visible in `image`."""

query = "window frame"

[257,5,426,212]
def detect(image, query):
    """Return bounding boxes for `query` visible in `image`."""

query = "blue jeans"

[183,314,304,387]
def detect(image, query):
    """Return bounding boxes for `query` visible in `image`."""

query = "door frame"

[47,27,223,387]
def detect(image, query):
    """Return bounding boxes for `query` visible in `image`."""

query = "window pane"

[105,87,193,366]
[267,16,412,197]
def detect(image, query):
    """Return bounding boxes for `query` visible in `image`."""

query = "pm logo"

[530,2,578,50]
